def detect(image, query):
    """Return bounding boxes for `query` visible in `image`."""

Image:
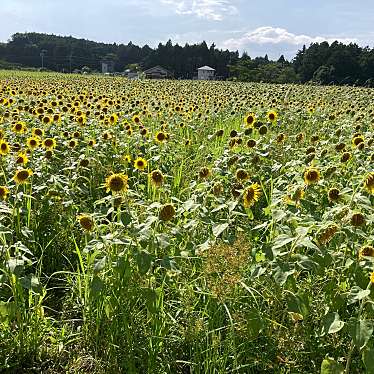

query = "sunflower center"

[157,132,165,141]
[17,170,30,181]
[245,188,255,200]
[79,216,94,231]
[152,171,162,182]
[109,177,125,192]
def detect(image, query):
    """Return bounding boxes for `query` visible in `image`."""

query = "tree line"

[0,33,239,79]
[1,33,374,86]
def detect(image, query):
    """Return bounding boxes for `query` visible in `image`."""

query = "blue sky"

[1,0,374,59]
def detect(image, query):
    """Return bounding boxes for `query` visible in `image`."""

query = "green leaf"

[161,256,178,272]
[184,219,198,230]
[272,209,287,222]
[0,224,12,234]
[211,204,227,213]
[143,287,159,314]
[136,250,153,275]
[363,348,374,373]
[287,291,310,318]
[321,313,345,336]
[347,318,373,350]
[297,236,319,250]
[273,263,295,286]
[156,233,170,249]
[120,211,132,226]
[6,258,25,276]
[245,208,254,220]
[0,301,16,323]
[255,251,266,263]
[320,357,344,374]
[196,239,211,254]
[183,199,200,212]
[246,309,264,339]
[295,254,319,272]
[347,286,371,305]
[272,234,295,254]
[212,223,229,237]
[20,274,42,294]
[90,276,104,298]
[94,256,107,274]
[227,200,239,212]
[21,227,33,238]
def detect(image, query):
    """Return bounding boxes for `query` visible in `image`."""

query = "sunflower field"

[0,71,374,373]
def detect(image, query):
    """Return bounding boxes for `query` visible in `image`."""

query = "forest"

[1,32,374,86]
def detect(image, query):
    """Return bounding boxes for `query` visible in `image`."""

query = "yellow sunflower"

[134,157,147,171]
[109,113,118,125]
[150,169,164,187]
[244,113,256,127]
[132,115,141,124]
[121,154,131,164]
[68,139,77,148]
[26,137,40,150]
[328,187,340,202]
[42,116,52,125]
[12,121,27,134]
[32,128,44,138]
[359,245,374,259]
[352,135,364,147]
[267,110,278,123]
[15,152,28,165]
[155,131,167,143]
[43,138,57,150]
[77,214,95,231]
[236,169,249,181]
[0,140,10,155]
[76,115,87,126]
[0,186,10,200]
[13,168,33,184]
[159,203,176,221]
[363,172,374,194]
[53,113,61,123]
[243,183,261,208]
[105,173,128,194]
[303,167,321,185]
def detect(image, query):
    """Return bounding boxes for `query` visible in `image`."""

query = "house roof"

[198,66,215,71]
[143,65,173,75]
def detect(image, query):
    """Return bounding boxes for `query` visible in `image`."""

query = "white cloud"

[160,0,237,21]
[222,26,358,50]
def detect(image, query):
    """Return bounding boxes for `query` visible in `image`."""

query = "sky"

[1,0,374,59]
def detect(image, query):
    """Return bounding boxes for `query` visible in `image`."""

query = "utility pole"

[40,50,47,69]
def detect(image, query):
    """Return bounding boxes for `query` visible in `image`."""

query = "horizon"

[1,0,374,60]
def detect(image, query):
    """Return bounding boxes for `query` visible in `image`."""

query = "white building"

[101,61,115,74]
[197,66,215,80]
